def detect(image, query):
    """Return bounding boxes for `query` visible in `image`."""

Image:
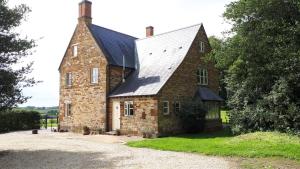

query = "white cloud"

[8,0,232,107]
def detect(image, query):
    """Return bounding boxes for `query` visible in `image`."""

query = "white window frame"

[174,101,180,113]
[197,68,208,85]
[199,41,205,53]
[72,45,78,57]
[91,68,99,84]
[124,101,134,116]
[163,101,169,115]
[64,103,72,117]
[65,72,72,87]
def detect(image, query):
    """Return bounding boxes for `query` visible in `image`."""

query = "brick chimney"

[78,0,92,24]
[146,26,154,37]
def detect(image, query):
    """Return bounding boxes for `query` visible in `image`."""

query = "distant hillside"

[15,106,58,115]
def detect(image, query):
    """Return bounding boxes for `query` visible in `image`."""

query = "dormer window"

[199,41,205,53]
[72,45,78,57]
[197,68,208,85]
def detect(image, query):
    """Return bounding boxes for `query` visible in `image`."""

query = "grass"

[221,110,229,123]
[41,119,58,128]
[127,131,300,161]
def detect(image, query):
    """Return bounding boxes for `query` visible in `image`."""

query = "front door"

[112,101,121,130]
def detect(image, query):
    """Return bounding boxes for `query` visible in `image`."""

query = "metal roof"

[109,24,202,97]
[89,24,137,68]
[196,87,223,102]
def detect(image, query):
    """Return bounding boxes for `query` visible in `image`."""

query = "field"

[14,106,58,115]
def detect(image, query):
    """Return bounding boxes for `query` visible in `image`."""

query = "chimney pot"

[78,0,92,24]
[146,26,154,37]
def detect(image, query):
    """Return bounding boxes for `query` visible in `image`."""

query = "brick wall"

[59,22,108,132]
[158,26,221,135]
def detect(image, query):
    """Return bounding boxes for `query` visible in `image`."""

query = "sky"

[8,0,232,107]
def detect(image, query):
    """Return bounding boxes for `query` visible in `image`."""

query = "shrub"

[82,126,90,135]
[0,110,40,133]
[175,100,206,133]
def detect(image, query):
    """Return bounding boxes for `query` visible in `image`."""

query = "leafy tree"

[207,36,228,102]
[222,0,300,134]
[0,0,36,111]
[175,100,206,133]
[47,110,58,116]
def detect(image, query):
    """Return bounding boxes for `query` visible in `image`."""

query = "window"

[205,102,220,120]
[124,101,134,116]
[65,73,72,87]
[174,101,180,113]
[64,103,72,117]
[199,41,205,53]
[197,68,208,85]
[91,68,99,84]
[72,45,78,57]
[163,101,169,115]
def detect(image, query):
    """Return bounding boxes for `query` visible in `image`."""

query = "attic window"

[199,41,205,53]
[72,45,78,57]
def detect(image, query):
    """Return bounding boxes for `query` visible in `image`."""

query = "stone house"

[59,0,223,136]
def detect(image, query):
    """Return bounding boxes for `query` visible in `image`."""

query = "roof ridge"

[136,23,202,41]
[91,24,138,39]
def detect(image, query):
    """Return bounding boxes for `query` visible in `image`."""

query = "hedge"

[0,110,40,133]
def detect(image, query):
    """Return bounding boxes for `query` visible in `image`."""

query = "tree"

[0,0,36,111]
[175,99,206,133]
[222,0,300,134]
[207,36,228,102]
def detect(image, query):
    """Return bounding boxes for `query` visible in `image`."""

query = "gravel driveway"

[0,130,234,169]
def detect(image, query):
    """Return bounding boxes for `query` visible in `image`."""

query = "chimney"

[146,26,154,37]
[78,0,92,24]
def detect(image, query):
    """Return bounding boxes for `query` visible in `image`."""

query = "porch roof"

[196,87,224,102]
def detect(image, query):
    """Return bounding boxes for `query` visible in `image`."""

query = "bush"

[176,100,206,133]
[0,110,40,133]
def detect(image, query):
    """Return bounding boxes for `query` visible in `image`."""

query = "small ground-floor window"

[124,101,134,116]
[205,102,220,120]
[174,101,180,113]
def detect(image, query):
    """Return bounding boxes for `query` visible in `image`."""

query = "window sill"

[197,84,208,86]
[90,83,99,86]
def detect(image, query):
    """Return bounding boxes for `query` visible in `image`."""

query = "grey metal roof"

[89,24,137,68]
[196,87,223,102]
[109,24,202,97]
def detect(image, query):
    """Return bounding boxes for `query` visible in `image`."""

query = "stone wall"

[158,26,221,135]
[59,22,108,132]
[108,66,133,93]
[108,97,158,136]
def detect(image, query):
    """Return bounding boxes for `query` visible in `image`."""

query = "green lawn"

[127,131,300,161]
[221,110,229,123]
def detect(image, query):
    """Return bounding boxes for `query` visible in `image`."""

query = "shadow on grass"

[0,149,128,169]
[175,129,233,139]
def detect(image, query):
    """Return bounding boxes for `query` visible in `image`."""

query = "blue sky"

[8,0,233,107]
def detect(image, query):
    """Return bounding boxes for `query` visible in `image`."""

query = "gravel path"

[0,130,233,169]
